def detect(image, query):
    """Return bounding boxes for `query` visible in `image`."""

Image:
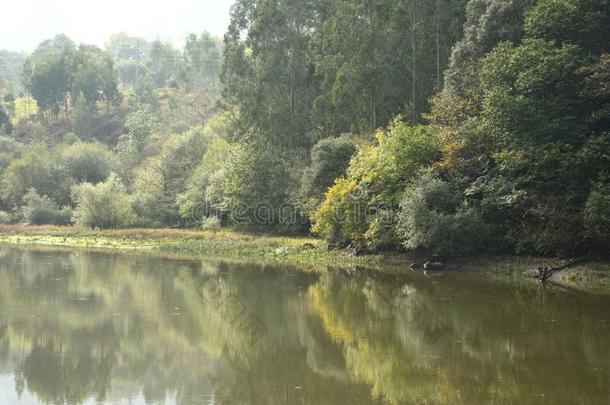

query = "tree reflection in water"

[0,246,608,404]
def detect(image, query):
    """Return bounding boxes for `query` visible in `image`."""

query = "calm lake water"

[0,245,608,404]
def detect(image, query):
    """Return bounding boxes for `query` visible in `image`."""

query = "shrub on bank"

[22,188,72,226]
[300,134,356,214]
[59,141,115,184]
[71,174,135,229]
[312,178,368,245]
[221,142,306,234]
[584,177,610,250]
[396,170,493,256]
[177,138,232,226]
[0,210,13,224]
[312,120,441,249]
[201,216,222,231]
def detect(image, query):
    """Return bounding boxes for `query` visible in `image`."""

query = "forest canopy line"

[0,0,608,258]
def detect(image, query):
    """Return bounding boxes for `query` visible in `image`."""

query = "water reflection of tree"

[0,247,608,404]
[0,248,380,404]
[307,270,610,405]
[308,272,453,404]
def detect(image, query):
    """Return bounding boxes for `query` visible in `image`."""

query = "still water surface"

[0,245,608,404]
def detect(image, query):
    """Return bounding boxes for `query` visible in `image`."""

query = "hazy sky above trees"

[0,0,234,51]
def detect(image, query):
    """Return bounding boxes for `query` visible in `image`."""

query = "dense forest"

[0,0,608,257]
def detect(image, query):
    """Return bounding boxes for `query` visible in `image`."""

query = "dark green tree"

[30,47,73,117]
[436,0,610,254]
[223,0,320,148]
[0,104,11,134]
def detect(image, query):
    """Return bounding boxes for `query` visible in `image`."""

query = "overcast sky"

[0,0,235,52]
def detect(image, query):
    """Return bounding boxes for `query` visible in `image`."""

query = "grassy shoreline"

[1,225,608,291]
[0,225,406,270]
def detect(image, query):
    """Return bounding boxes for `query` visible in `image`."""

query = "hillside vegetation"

[0,0,608,259]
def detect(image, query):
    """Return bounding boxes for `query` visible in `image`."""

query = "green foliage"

[3,93,16,117]
[300,134,356,214]
[106,34,147,59]
[221,142,303,233]
[0,144,68,208]
[62,132,80,145]
[71,45,106,107]
[133,74,157,107]
[0,104,12,134]
[427,0,610,255]
[349,120,441,205]
[0,50,27,95]
[22,188,72,225]
[312,178,368,244]
[524,0,610,52]
[31,34,76,62]
[313,120,441,248]
[29,46,73,117]
[0,136,23,183]
[71,173,134,229]
[25,37,120,120]
[147,40,183,88]
[177,137,231,225]
[584,176,610,248]
[201,215,222,231]
[0,210,12,224]
[0,1,607,257]
[154,88,218,134]
[223,0,317,148]
[116,108,157,170]
[12,97,37,122]
[133,126,211,226]
[396,170,492,255]
[479,39,585,147]
[59,141,115,184]
[124,108,156,145]
[1,141,117,212]
[363,208,399,251]
[445,0,532,92]
[223,0,468,146]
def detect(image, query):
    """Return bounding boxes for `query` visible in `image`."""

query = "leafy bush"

[133,126,211,226]
[116,108,158,171]
[71,174,134,229]
[0,210,13,224]
[177,138,231,225]
[396,170,492,256]
[0,136,24,180]
[584,178,610,250]
[62,132,81,145]
[1,144,70,208]
[364,209,400,251]
[0,105,12,135]
[222,142,304,233]
[60,141,115,184]
[201,216,222,231]
[130,192,170,228]
[22,188,72,225]
[300,134,356,214]
[348,120,441,205]
[312,178,368,245]
[312,120,441,248]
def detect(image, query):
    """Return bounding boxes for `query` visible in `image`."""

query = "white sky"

[0,0,235,52]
